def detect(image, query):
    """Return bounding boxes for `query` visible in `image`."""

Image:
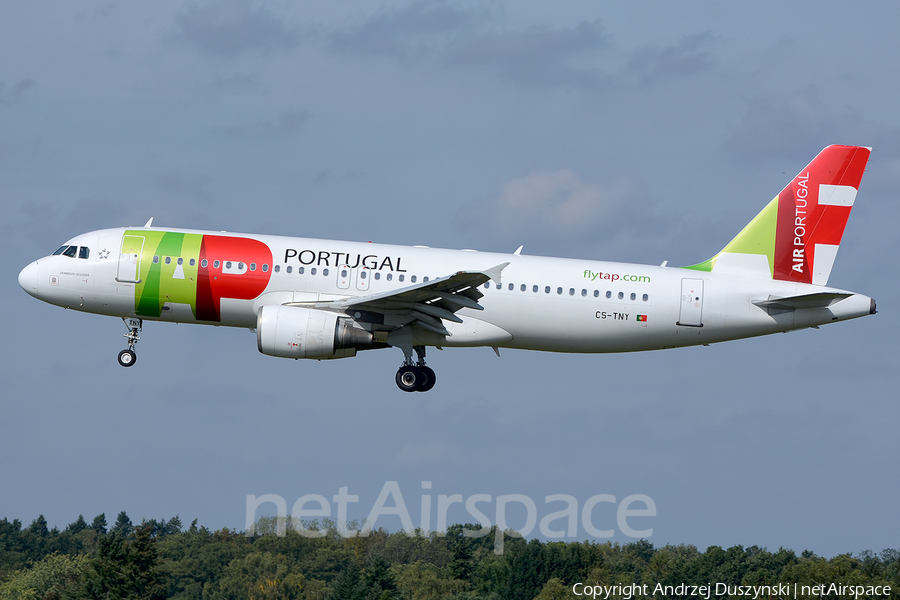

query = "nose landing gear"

[117,317,142,367]
[395,345,436,392]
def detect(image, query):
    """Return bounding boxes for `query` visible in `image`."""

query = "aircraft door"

[356,267,370,291]
[678,278,704,327]
[116,235,144,283]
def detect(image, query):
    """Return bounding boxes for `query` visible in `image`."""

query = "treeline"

[1,513,898,599]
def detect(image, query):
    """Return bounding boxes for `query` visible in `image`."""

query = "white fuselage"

[18,227,875,355]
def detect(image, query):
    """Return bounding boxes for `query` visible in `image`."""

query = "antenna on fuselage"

[144,217,154,228]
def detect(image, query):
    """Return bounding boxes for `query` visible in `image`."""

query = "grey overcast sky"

[2,1,898,557]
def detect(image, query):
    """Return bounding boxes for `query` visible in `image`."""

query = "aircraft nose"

[18,261,39,298]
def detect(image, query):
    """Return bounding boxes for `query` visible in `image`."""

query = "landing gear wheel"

[396,365,422,392]
[117,349,137,367]
[418,366,436,392]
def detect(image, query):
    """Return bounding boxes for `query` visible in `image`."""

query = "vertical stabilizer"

[685,145,870,285]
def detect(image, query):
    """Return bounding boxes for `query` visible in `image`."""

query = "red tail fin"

[773,145,870,285]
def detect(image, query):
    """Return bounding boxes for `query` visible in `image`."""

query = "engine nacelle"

[256,305,373,360]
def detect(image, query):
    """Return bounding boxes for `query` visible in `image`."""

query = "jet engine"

[257,305,374,360]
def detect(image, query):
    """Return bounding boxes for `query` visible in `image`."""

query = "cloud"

[207,109,309,140]
[723,87,868,159]
[0,79,36,106]
[173,1,303,57]
[455,169,653,251]
[328,4,718,93]
[444,20,613,90]
[329,3,614,91]
[328,1,486,62]
[627,32,717,84]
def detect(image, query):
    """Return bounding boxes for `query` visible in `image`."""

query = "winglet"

[513,245,523,256]
[483,262,510,284]
[144,217,154,228]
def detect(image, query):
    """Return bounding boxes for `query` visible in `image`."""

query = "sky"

[2,1,899,558]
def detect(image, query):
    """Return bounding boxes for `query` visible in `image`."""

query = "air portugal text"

[283,248,407,272]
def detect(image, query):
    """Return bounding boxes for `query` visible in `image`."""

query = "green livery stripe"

[129,230,203,318]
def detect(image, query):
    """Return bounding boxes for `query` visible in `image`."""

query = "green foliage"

[0,552,89,600]
[79,524,166,600]
[2,514,898,600]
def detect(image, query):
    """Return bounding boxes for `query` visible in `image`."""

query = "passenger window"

[581,289,587,297]
[298,267,304,274]
[165,257,171,265]
[177,257,184,265]
[238,262,245,270]
[387,273,393,281]
[311,268,317,275]
[545,286,550,294]
[484,282,490,289]
[153,255,160,264]
[411,275,417,283]
[262,264,269,272]
[341,269,348,277]
[214,260,220,269]
[284,266,290,273]
[618,292,624,300]
[225,261,232,269]
[642,294,649,301]
[53,246,68,255]
[569,288,575,296]
[593,290,599,297]
[398,274,404,282]
[250,263,256,271]
[79,247,90,259]
[508,283,514,291]
[496,283,501,290]
[557,287,563,295]
[201,259,208,268]
[520,284,526,292]
[189,258,195,267]
[606,291,612,299]
[361,271,367,279]
[374,272,381,280]
[630,293,636,300]
[423,276,428,282]
[275,265,281,273]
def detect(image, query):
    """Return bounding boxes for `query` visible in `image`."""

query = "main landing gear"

[117,317,142,367]
[395,345,436,392]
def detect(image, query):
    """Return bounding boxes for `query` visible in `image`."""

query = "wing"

[289,262,509,337]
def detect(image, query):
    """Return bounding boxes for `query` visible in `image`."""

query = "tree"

[0,552,89,600]
[80,525,166,600]
[28,516,49,538]
[111,511,133,538]
[90,514,107,536]
[66,515,89,535]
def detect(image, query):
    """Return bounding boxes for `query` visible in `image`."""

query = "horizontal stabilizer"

[753,292,852,312]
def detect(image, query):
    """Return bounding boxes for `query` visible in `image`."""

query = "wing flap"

[292,263,508,340]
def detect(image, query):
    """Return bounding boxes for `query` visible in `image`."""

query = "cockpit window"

[53,245,69,255]
[62,246,78,258]
[78,247,90,259]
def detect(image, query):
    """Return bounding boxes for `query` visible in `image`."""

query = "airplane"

[18,145,875,392]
